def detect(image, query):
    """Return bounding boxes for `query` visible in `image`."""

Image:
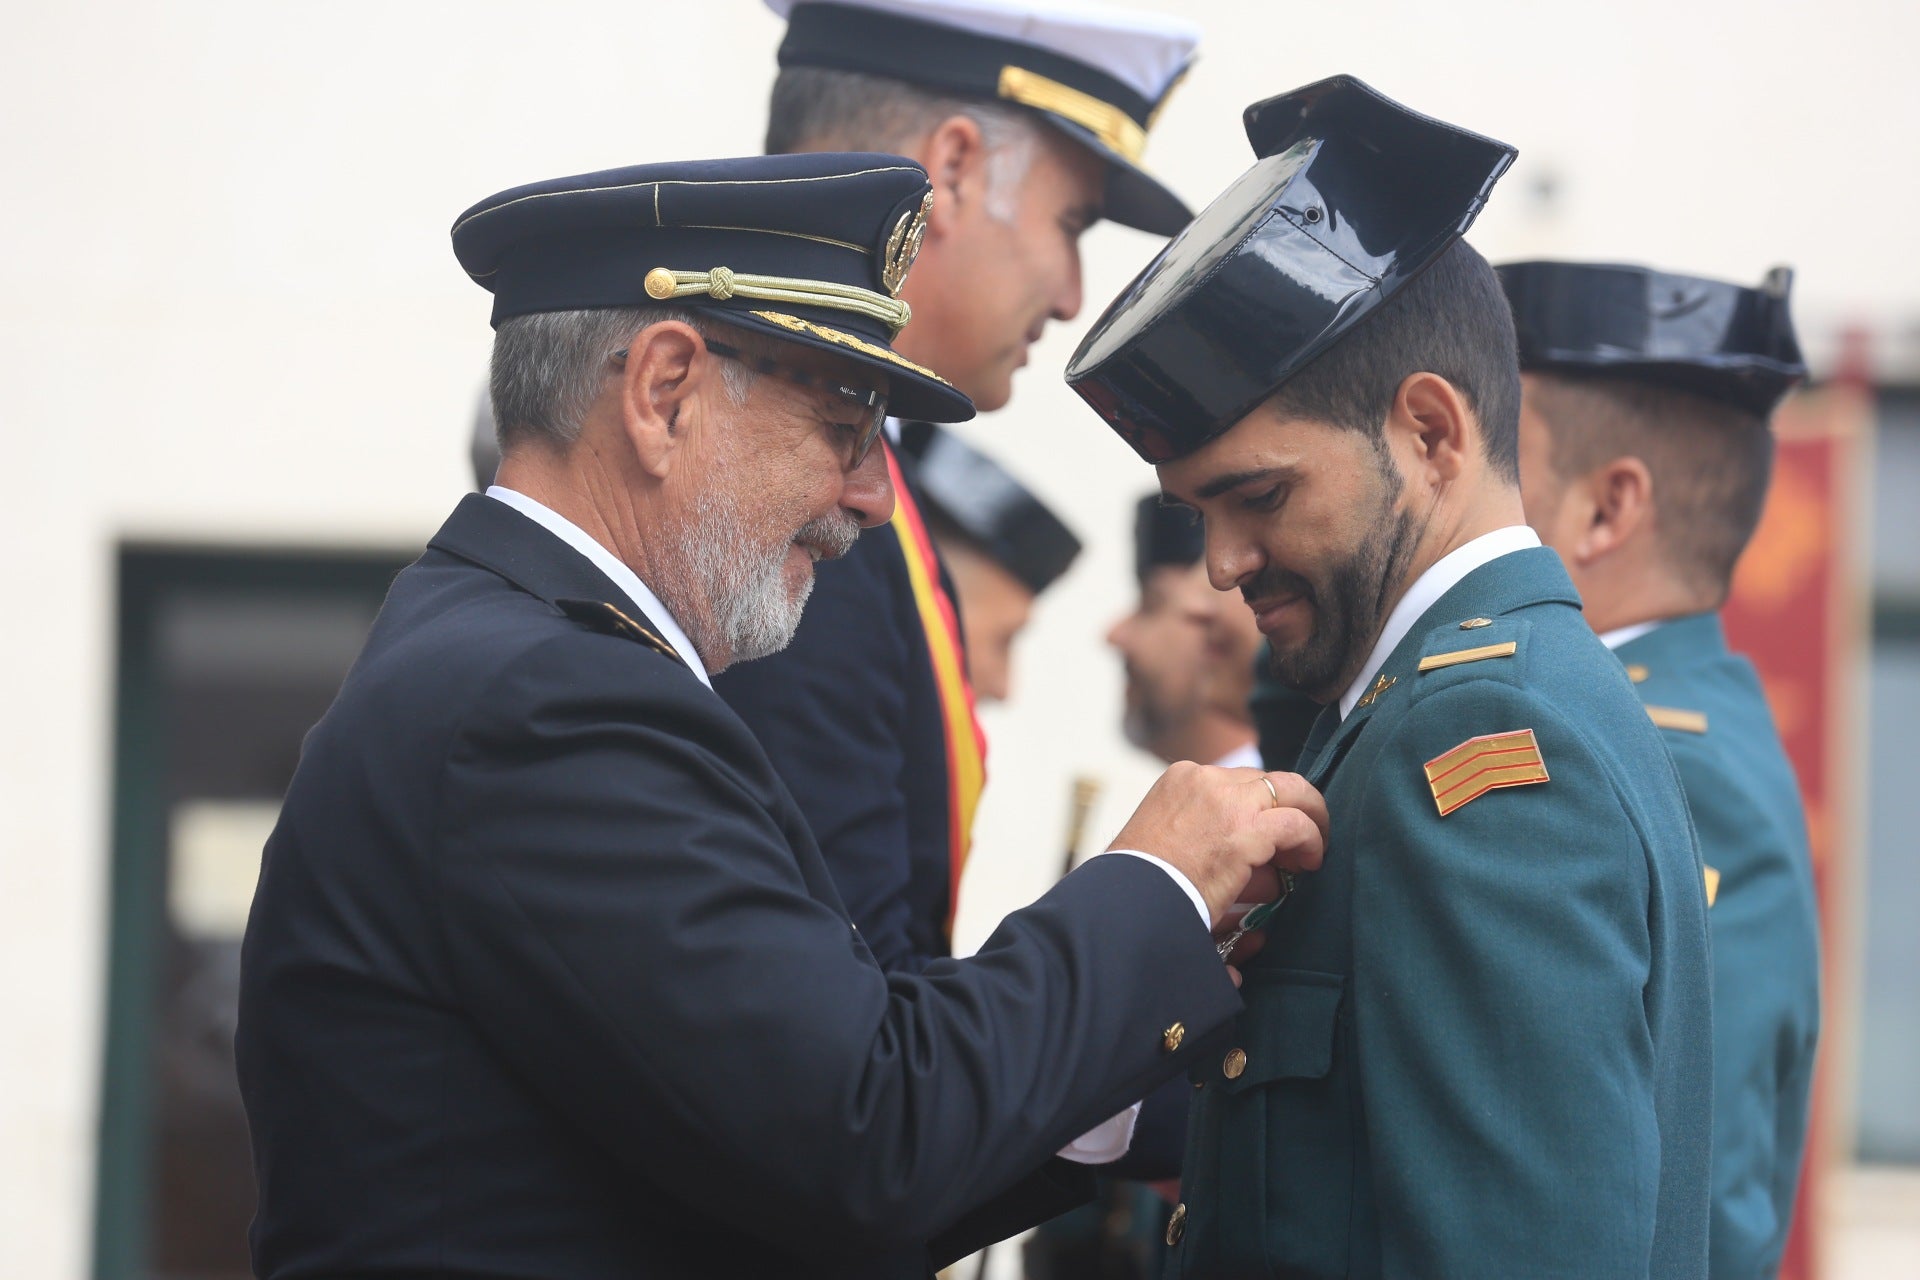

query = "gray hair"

[489,306,756,452]
[765,67,1038,220]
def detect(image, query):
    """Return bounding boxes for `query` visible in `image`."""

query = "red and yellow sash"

[884,442,987,935]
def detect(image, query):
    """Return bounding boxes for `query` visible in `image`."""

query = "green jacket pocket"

[1176,969,1352,1279]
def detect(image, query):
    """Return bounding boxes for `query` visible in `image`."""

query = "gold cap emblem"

[882,191,933,297]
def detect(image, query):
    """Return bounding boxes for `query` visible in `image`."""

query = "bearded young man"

[1505,260,1821,1279]
[715,0,1202,974]
[1067,78,1713,1278]
[234,154,1328,1280]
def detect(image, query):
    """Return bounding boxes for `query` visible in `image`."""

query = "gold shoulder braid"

[555,599,687,668]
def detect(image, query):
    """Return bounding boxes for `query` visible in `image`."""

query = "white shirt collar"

[1212,741,1264,770]
[1337,525,1541,720]
[1597,620,1664,651]
[484,485,712,689]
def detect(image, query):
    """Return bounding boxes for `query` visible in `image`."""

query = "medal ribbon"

[885,441,987,936]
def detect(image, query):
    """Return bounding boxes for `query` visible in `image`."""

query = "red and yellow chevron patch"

[1423,729,1550,817]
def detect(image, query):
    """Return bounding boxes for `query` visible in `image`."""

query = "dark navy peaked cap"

[769,0,1199,235]
[897,421,1081,595]
[1499,261,1807,417]
[1132,493,1205,581]
[1066,75,1516,463]
[451,152,973,423]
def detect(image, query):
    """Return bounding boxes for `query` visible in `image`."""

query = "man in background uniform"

[1504,259,1822,1278]
[1067,77,1713,1277]
[896,421,1080,703]
[717,0,1201,973]
[1110,495,1264,771]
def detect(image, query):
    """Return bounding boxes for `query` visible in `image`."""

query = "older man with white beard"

[235,153,1326,1280]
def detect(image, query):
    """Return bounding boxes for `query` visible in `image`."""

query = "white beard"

[675,478,861,671]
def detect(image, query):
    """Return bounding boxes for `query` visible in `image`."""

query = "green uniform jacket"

[1175,547,1713,1279]
[1617,613,1820,1279]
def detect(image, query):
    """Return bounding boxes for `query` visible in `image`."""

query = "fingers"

[1241,864,1286,905]
[1251,794,1326,873]
[1262,771,1330,842]
[1224,926,1268,969]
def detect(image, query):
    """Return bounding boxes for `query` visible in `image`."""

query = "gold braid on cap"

[644,266,911,334]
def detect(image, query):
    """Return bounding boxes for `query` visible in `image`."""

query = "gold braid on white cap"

[644,266,911,334]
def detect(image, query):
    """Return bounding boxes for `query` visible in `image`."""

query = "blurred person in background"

[715,0,1202,975]
[1067,77,1713,1277]
[236,152,1326,1280]
[1504,259,1821,1280]
[1109,494,1265,771]
[895,421,1080,703]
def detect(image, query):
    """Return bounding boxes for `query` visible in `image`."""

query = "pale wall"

[1,1,1914,1273]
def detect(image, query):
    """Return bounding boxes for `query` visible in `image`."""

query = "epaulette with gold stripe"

[555,598,687,668]
[1417,640,1517,672]
[1645,705,1708,734]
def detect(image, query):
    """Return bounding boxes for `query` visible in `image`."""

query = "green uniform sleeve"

[1351,681,1663,1277]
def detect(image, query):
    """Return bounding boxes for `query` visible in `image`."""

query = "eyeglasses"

[612,338,889,469]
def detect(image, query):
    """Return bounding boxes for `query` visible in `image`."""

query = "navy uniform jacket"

[235,494,1242,1280]
[1617,613,1820,1279]
[715,437,956,973]
[1175,547,1713,1279]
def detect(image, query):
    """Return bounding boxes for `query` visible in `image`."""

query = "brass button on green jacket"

[1177,547,1713,1278]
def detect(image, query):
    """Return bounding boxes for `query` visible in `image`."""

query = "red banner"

[1720,349,1873,1280]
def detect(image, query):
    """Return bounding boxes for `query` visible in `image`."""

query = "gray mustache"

[797,512,861,560]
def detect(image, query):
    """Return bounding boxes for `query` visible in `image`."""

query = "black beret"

[896,422,1080,595]
[1131,493,1204,581]
[451,152,972,424]
[1498,260,1807,417]
[1066,75,1515,463]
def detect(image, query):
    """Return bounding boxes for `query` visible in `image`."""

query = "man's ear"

[1571,455,1654,565]
[1388,371,1476,489]
[917,114,988,238]
[618,320,703,479]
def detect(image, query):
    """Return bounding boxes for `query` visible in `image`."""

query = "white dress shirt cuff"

[1056,1102,1142,1165]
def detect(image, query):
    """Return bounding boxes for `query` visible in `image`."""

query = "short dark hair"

[1528,371,1773,597]
[765,66,1033,157]
[1268,238,1521,483]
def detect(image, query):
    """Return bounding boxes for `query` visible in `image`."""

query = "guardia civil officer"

[1504,259,1821,1279]
[1066,77,1714,1277]
[234,153,1327,1280]
[715,0,1201,974]
[894,421,1080,703]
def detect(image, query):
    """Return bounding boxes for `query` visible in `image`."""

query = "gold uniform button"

[1626,663,1650,683]
[1162,1022,1186,1053]
[1223,1048,1247,1080]
[1166,1201,1188,1246]
[1459,617,1493,629]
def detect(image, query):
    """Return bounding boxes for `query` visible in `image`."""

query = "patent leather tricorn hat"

[1066,75,1516,463]
[897,422,1081,595]
[1498,261,1807,417]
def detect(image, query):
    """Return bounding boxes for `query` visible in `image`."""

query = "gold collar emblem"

[882,191,933,297]
[1357,672,1397,709]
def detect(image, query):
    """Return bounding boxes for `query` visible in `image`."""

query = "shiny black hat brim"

[1499,260,1807,417]
[1041,116,1191,236]
[718,309,975,424]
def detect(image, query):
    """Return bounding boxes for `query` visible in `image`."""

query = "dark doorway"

[95,545,413,1280]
